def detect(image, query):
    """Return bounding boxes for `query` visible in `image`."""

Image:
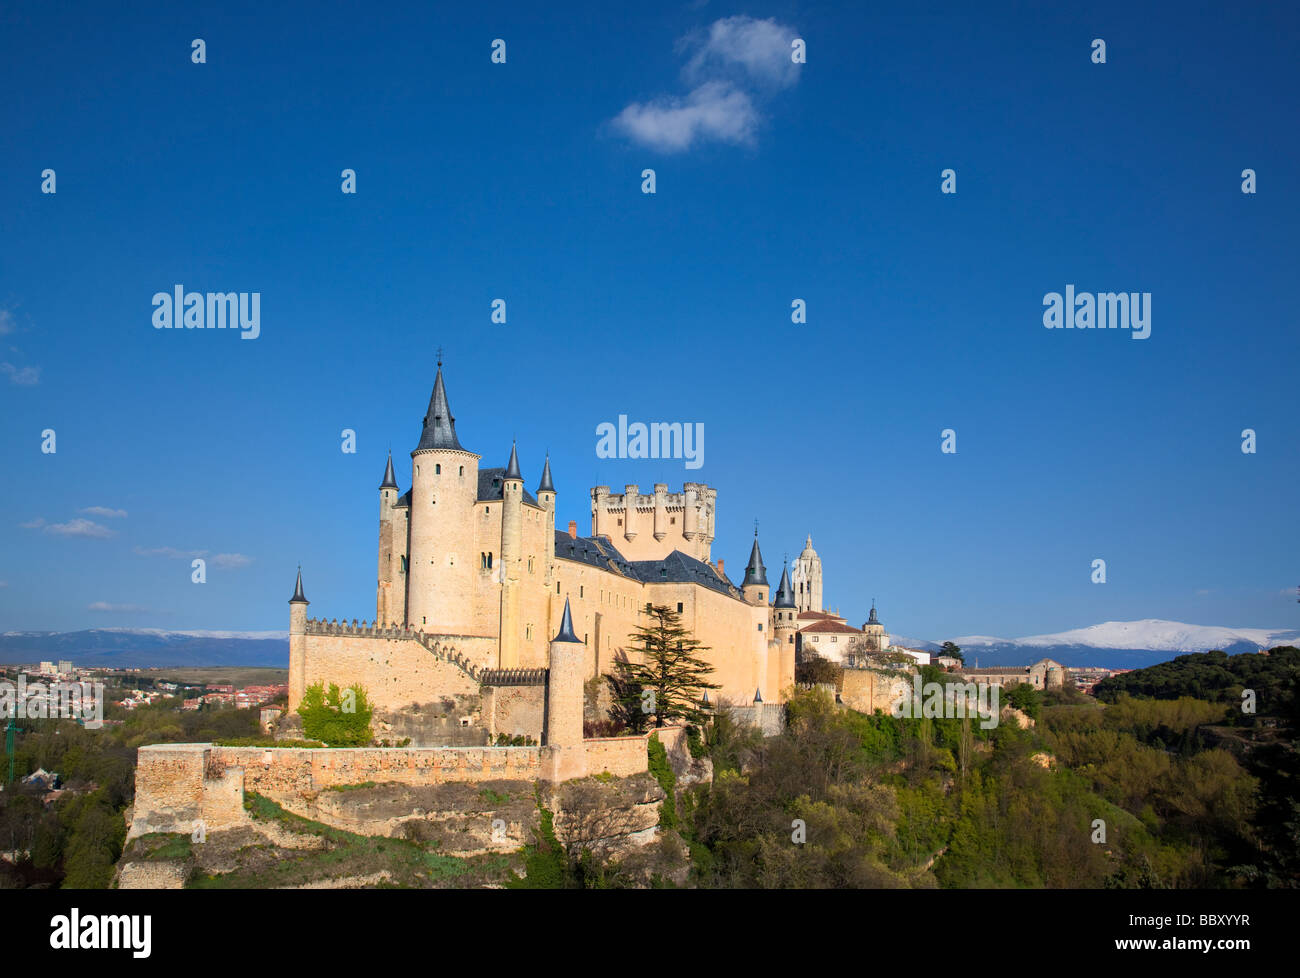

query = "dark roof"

[289,567,308,604]
[393,489,411,509]
[415,364,465,452]
[479,468,538,506]
[379,451,398,490]
[553,597,579,643]
[629,550,744,600]
[504,441,523,481]
[555,532,638,577]
[773,565,796,608]
[742,536,768,587]
[537,455,555,494]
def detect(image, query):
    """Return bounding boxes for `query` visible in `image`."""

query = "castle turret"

[537,454,556,587]
[543,598,586,781]
[741,530,769,606]
[377,451,400,625]
[773,561,798,649]
[499,441,524,667]
[407,360,481,631]
[288,567,309,710]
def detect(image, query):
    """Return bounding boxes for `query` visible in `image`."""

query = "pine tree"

[605,605,720,729]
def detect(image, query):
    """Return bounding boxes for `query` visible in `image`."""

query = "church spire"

[415,359,464,452]
[742,528,768,587]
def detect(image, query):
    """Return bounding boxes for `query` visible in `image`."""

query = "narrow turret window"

[435,464,441,474]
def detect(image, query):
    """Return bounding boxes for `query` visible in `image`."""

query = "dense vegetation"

[0,695,270,888]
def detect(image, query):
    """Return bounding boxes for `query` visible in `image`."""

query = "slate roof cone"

[754,688,763,704]
[537,453,555,494]
[415,361,464,451]
[379,450,398,489]
[742,530,768,587]
[553,597,580,643]
[504,440,523,481]
[774,562,796,608]
[289,566,308,604]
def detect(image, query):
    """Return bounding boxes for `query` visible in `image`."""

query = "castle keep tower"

[407,362,481,632]
[590,482,716,562]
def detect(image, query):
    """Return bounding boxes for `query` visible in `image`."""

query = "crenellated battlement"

[480,667,548,687]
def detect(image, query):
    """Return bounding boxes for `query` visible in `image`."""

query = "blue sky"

[1,0,1297,641]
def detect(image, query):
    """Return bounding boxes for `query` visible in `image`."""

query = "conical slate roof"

[415,363,464,452]
[504,441,523,481]
[379,451,398,490]
[289,566,308,604]
[537,454,555,494]
[773,564,796,608]
[553,597,580,643]
[742,533,768,587]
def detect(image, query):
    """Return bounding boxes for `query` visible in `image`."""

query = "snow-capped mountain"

[936,619,1300,669]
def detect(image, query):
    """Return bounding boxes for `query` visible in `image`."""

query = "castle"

[288,362,843,719]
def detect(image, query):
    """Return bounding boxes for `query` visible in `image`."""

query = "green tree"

[605,605,719,729]
[297,683,373,746]
[938,642,964,665]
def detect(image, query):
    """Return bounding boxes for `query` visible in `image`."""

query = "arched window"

[399,556,407,573]
[459,466,464,476]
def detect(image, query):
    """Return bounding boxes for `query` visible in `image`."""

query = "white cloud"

[612,15,800,152]
[213,553,253,569]
[44,518,115,539]
[1,362,40,386]
[81,506,128,519]
[680,15,800,90]
[19,518,45,529]
[613,81,759,152]
[0,309,14,335]
[88,601,149,613]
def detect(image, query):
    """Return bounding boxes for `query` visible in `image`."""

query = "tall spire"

[379,450,398,489]
[553,597,579,643]
[415,360,464,452]
[537,453,555,493]
[868,600,879,625]
[774,562,796,608]
[289,565,308,604]
[504,440,523,481]
[742,528,768,587]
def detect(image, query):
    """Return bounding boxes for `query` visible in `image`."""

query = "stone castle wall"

[840,668,912,715]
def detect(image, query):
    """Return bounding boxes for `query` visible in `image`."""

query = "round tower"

[499,441,524,667]
[376,450,400,625]
[543,598,586,782]
[288,566,310,711]
[537,454,556,585]
[406,361,481,632]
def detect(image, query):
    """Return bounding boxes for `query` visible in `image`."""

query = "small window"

[415,465,420,477]
[459,466,464,476]
[487,553,493,569]
[670,516,675,525]
[618,518,623,526]
[579,585,584,598]
[676,602,683,613]
[399,556,407,573]
[757,623,763,632]
[556,582,560,594]
[435,463,441,474]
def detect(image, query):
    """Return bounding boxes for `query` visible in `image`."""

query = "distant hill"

[0,628,288,668]
[897,619,1300,670]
